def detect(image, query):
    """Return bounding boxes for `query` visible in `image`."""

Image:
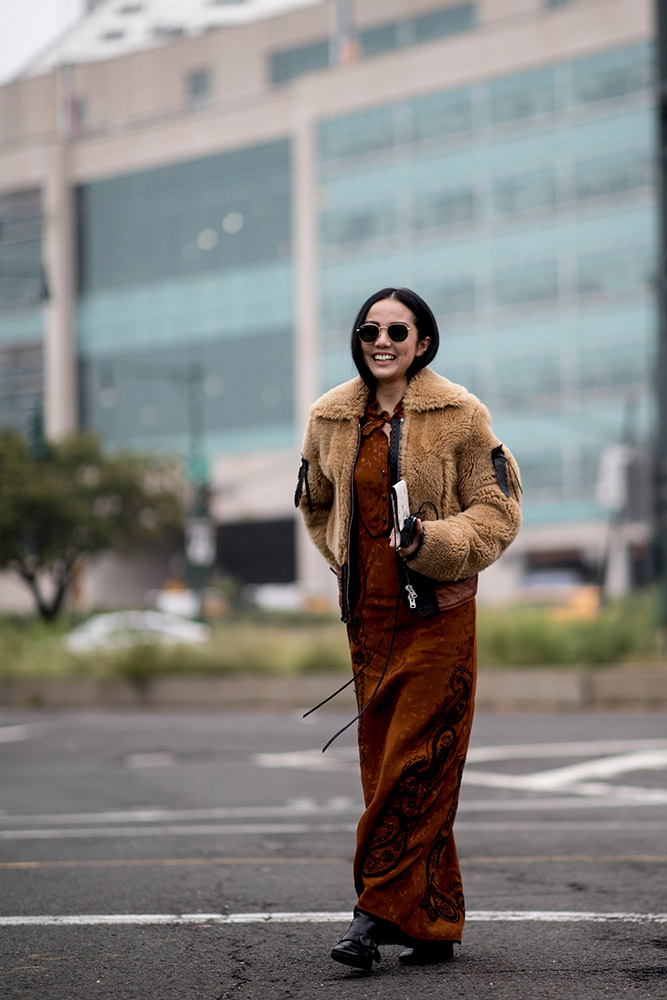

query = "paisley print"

[347,400,477,944]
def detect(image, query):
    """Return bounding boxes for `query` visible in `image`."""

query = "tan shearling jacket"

[295,367,521,618]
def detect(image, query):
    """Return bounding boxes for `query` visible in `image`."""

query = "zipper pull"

[405,583,417,609]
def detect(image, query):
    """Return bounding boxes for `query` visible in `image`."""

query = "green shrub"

[0,589,663,683]
[477,589,660,667]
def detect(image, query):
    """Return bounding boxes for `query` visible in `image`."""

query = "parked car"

[64,610,211,652]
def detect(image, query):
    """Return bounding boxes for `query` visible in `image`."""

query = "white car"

[64,610,211,652]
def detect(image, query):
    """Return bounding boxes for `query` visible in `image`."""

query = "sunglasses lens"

[388,323,409,342]
[358,323,410,342]
[358,324,379,342]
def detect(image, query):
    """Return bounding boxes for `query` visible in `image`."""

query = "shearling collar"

[309,367,471,421]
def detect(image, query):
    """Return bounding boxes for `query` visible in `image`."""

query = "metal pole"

[656,0,667,635]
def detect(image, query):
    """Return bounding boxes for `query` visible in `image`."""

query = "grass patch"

[477,589,662,667]
[0,588,664,687]
[0,614,350,685]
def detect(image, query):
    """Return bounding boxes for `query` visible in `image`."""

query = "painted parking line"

[0,798,358,827]
[0,723,50,744]
[1,910,666,928]
[0,857,349,870]
[1,854,665,871]
[0,822,359,841]
[255,739,667,806]
[254,739,667,772]
[1,814,667,842]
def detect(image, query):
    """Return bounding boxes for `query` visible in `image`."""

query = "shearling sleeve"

[406,402,521,581]
[294,415,336,567]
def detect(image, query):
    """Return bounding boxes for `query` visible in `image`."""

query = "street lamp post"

[656,0,667,636]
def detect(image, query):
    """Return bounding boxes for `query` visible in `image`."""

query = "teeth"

[374,354,394,361]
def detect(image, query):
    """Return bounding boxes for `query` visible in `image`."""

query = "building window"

[414,187,476,230]
[77,139,291,292]
[544,0,572,7]
[270,40,330,86]
[0,189,44,312]
[423,279,476,316]
[578,346,648,392]
[0,344,44,434]
[153,25,185,39]
[518,453,563,495]
[187,68,211,108]
[360,23,398,57]
[270,4,476,87]
[493,168,557,216]
[574,150,652,200]
[495,261,559,307]
[320,203,396,247]
[318,106,395,162]
[489,67,557,124]
[577,248,653,299]
[572,43,652,105]
[410,87,474,143]
[412,3,476,43]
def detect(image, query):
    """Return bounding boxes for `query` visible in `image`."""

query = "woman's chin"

[371,363,402,381]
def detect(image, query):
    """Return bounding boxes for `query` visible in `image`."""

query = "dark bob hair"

[350,287,440,388]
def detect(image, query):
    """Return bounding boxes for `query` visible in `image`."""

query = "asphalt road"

[1,707,666,1000]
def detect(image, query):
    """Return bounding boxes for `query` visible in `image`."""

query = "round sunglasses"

[357,321,411,343]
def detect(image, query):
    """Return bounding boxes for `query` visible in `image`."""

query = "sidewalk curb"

[1,665,667,712]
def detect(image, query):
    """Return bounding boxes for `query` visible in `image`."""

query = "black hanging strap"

[303,591,401,752]
[491,444,510,498]
[294,456,313,512]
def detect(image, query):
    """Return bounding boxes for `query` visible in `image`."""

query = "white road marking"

[255,740,667,772]
[459,795,667,811]
[255,740,667,806]
[1,807,666,844]
[467,740,667,763]
[465,750,667,791]
[0,822,358,841]
[254,749,356,772]
[0,723,49,744]
[124,752,175,768]
[3,813,667,842]
[1,910,666,928]
[0,798,358,828]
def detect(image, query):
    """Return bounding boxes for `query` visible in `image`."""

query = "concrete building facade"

[0,0,656,610]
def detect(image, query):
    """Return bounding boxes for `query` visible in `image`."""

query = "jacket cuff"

[404,526,425,562]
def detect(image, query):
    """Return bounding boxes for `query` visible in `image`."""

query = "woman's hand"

[389,518,423,559]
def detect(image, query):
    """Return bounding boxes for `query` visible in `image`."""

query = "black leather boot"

[398,940,455,965]
[330,909,385,972]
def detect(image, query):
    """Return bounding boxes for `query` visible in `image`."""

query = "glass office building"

[76,139,294,461]
[0,0,657,605]
[316,40,655,542]
[0,189,45,433]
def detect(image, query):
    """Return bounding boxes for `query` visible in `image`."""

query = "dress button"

[382,495,386,501]
[381,469,386,476]
[382,517,387,524]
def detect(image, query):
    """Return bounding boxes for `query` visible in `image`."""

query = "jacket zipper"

[389,416,419,610]
[341,418,362,624]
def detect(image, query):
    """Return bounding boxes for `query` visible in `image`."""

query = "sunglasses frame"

[356,321,412,344]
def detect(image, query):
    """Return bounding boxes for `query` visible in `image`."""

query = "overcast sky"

[0,0,85,84]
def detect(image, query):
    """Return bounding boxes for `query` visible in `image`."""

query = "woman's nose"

[375,327,392,346]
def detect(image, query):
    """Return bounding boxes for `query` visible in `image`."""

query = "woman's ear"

[416,336,430,356]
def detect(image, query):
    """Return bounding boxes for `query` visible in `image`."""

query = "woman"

[294,287,521,972]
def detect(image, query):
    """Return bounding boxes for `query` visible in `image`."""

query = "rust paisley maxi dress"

[348,401,476,945]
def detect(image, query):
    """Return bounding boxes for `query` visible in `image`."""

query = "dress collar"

[361,398,404,436]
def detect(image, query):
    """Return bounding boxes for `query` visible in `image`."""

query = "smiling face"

[359,297,430,391]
